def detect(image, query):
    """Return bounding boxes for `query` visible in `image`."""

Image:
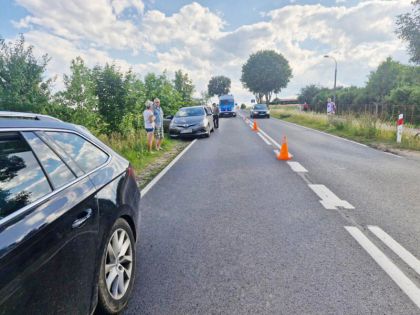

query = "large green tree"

[0,35,51,112]
[241,50,292,104]
[207,75,231,97]
[95,64,129,133]
[174,69,194,105]
[366,57,402,103]
[144,72,183,115]
[396,0,420,64]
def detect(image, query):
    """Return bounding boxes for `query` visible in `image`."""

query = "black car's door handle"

[72,208,93,229]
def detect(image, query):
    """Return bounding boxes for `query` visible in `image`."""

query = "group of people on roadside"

[143,100,221,153]
[143,98,164,153]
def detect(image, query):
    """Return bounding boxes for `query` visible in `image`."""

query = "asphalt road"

[125,114,420,314]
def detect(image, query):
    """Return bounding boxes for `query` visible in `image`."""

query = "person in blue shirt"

[153,98,164,151]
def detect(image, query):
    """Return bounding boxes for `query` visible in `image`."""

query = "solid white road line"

[287,161,308,173]
[258,128,282,149]
[368,226,420,276]
[257,132,271,145]
[141,139,197,197]
[345,226,420,309]
[383,151,403,159]
[309,184,354,210]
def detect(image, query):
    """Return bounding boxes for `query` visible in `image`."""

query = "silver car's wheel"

[105,228,133,300]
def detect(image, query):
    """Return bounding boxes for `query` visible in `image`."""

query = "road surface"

[125,113,420,314]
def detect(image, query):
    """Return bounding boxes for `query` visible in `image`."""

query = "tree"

[297,85,322,105]
[241,50,292,104]
[396,0,420,64]
[174,70,194,105]
[207,75,231,97]
[95,64,128,133]
[144,72,183,115]
[0,34,51,112]
[366,57,402,103]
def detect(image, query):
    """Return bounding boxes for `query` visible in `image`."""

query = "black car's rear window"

[46,132,108,173]
[0,132,52,219]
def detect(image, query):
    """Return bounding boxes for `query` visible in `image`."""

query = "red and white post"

[397,113,404,143]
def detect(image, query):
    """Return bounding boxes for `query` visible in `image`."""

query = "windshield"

[254,104,267,110]
[175,107,205,117]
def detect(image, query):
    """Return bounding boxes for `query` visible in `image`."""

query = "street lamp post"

[324,55,337,111]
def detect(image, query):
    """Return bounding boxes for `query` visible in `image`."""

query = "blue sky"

[0,0,414,102]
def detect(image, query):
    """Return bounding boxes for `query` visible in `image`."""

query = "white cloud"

[10,0,413,103]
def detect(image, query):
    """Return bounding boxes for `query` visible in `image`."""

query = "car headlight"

[253,111,258,114]
[267,110,270,114]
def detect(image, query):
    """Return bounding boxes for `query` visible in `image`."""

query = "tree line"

[0,35,196,135]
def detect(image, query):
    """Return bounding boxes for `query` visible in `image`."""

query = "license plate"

[181,128,192,134]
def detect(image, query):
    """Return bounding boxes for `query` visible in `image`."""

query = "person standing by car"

[153,98,164,151]
[212,103,219,129]
[143,101,155,153]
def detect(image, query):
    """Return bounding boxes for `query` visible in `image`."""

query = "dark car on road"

[168,106,214,138]
[0,112,141,315]
[250,104,270,118]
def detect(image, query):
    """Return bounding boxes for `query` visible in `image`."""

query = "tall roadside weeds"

[271,108,420,151]
[98,131,181,173]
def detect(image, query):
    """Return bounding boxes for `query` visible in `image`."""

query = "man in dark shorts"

[212,103,219,129]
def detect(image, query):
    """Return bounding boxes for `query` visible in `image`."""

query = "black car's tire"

[267,115,270,119]
[97,218,136,315]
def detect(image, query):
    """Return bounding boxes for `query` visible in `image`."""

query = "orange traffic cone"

[252,121,258,131]
[277,136,293,160]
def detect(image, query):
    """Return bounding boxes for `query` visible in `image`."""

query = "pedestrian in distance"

[327,98,336,115]
[212,103,220,129]
[143,101,155,153]
[153,98,164,151]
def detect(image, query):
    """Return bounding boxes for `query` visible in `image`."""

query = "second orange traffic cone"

[277,136,293,160]
[252,120,258,131]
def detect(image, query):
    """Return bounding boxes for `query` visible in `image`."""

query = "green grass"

[271,108,420,151]
[98,131,182,174]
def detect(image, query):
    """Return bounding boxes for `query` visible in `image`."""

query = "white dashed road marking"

[345,226,420,309]
[287,161,308,173]
[309,184,354,210]
[368,226,420,276]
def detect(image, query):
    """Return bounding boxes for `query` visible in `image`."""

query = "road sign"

[397,114,403,143]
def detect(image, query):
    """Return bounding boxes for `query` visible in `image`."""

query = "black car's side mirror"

[165,115,174,120]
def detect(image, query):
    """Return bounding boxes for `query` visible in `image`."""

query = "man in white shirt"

[327,98,336,115]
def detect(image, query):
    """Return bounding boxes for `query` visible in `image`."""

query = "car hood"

[173,116,205,125]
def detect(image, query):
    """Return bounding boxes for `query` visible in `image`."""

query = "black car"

[0,112,141,315]
[250,104,270,118]
[169,106,214,138]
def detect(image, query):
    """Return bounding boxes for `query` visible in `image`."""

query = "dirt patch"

[135,140,190,189]
[370,142,420,161]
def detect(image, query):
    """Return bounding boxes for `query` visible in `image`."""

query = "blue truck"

[218,94,236,118]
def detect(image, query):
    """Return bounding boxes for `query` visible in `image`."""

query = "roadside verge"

[270,109,420,159]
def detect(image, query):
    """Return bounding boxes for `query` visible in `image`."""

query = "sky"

[0,0,414,104]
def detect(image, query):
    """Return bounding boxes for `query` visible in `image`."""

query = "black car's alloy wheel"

[97,218,136,314]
